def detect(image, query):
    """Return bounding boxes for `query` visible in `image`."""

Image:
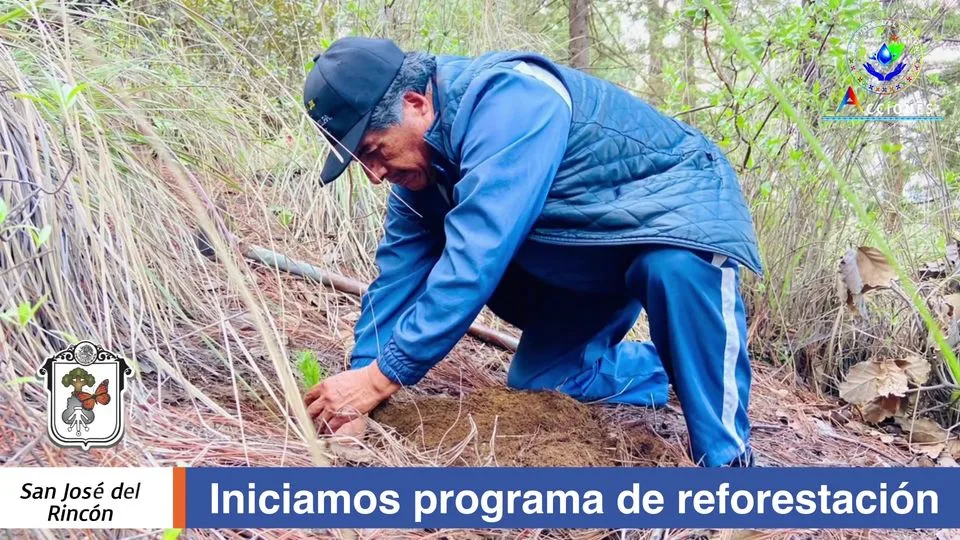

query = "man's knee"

[506,353,568,390]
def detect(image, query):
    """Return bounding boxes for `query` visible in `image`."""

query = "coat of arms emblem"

[37,341,132,449]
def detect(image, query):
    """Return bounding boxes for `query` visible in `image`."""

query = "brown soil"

[371,387,676,467]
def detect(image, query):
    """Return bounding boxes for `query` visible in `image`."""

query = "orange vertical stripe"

[173,467,186,529]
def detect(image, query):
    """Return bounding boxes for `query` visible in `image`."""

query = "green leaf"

[0,197,7,225]
[0,1,38,26]
[16,294,48,327]
[5,376,38,387]
[30,225,51,248]
[17,301,31,326]
[759,181,773,197]
[880,142,903,155]
[63,82,89,108]
[296,350,325,389]
[269,206,295,229]
[304,59,315,73]
[12,91,50,108]
[162,529,182,540]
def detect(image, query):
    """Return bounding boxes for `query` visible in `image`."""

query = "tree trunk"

[568,0,591,70]
[646,0,667,106]
[681,16,697,110]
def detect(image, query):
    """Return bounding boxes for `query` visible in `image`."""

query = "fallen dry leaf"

[894,355,931,385]
[838,247,896,314]
[856,247,897,290]
[839,359,909,405]
[896,416,948,444]
[908,442,945,460]
[860,394,901,424]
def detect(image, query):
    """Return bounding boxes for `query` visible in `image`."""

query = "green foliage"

[880,142,903,155]
[269,206,295,230]
[701,0,960,397]
[61,367,95,389]
[295,350,325,389]
[0,1,42,27]
[1,294,48,328]
[162,528,182,540]
[30,225,51,248]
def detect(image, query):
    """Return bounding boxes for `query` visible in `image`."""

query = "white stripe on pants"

[712,253,745,454]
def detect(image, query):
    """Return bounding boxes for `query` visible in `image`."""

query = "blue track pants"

[487,245,752,467]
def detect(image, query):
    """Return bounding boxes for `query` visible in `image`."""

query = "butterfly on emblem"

[76,380,111,410]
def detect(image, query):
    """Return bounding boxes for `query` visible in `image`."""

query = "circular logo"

[846,19,925,95]
[74,341,97,366]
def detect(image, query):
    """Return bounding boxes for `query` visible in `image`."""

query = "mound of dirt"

[371,387,675,467]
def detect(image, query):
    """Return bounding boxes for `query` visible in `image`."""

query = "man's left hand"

[304,361,400,433]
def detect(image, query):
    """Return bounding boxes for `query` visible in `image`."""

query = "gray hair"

[368,52,437,131]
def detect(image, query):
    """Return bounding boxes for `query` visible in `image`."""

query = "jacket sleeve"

[374,66,572,385]
[350,189,443,371]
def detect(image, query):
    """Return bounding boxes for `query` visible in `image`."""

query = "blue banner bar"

[184,467,958,529]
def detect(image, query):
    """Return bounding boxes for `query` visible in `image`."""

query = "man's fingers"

[326,409,361,433]
[304,381,326,404]
[307,398,361,434]
[334,417,368,438]
[306,395,330,421]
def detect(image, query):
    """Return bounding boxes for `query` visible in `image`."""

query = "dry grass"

[0,3,958,540]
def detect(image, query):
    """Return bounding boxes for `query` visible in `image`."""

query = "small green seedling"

[295,350,326,389]
[268,206,295,229]
[1,294,48,327]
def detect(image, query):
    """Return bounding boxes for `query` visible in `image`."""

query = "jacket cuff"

[376,339,430,386]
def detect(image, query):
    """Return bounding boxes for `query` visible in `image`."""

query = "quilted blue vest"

[423,52,763,275]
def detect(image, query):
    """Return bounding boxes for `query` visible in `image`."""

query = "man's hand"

[304,361,400,434]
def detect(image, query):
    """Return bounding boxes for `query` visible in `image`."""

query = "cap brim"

[319,111,372,185]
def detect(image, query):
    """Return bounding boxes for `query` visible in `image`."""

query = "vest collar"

[423,76,458,189]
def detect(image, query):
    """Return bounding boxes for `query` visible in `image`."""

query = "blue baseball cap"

[303,37,405,184]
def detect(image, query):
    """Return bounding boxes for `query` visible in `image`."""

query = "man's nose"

[364,162,387,184]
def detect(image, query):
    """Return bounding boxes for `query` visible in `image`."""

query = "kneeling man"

[302,37,762,467]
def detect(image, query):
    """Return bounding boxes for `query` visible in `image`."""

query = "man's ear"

[403,91,432,117]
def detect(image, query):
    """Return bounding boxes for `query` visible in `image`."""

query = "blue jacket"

[351,52,762,385]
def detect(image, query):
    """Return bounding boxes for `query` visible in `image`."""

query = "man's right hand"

[304,361,400,434]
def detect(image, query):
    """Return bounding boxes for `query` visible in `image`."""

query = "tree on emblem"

[62,367,94,394]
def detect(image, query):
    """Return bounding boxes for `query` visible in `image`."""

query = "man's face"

[356,90,435,191]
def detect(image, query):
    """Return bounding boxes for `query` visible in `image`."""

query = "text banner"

[185,467,960,529]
